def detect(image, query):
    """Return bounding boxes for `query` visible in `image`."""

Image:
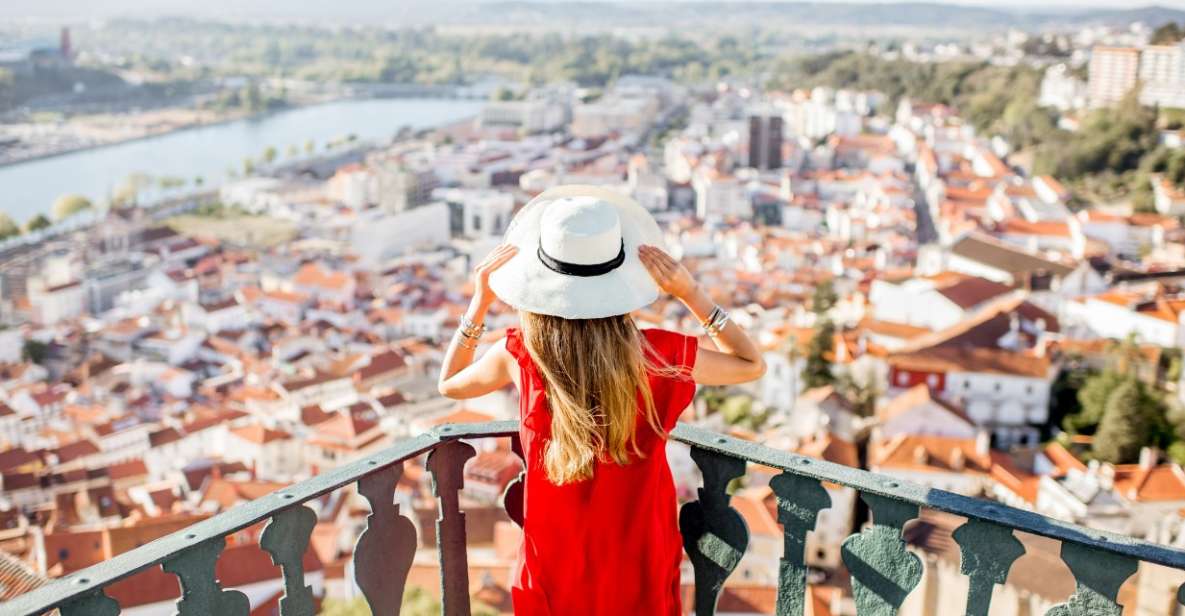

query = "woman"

[437,185,765,615]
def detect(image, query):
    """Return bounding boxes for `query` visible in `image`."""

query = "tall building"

[1088,46,1140,108]
[1140,44,1185,109]
[59,27,72,61]
[747,114,783,171]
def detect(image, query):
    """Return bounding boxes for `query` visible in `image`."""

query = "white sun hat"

[488,184,664,320]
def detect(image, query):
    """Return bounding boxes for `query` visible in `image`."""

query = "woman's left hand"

[639,244,698,300]
[473,244,518,308]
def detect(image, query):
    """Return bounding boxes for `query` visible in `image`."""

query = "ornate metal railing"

[3,420,1185,616]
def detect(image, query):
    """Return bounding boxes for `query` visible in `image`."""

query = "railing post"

[841,492,922,616]
[353,462,418,616]
[680,445,750,616]
[769,470,830,616]
[1045,541,1138,616]
[502,434,525,527]
[260,505,318,616]
[427,439,477,616]
[952,518,1025,616]
[161,537,251,616]
[60,591,120,616]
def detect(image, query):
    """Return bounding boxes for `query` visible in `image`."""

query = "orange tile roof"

[870,434,992,474]
[795,432,859,468]
[877,384,976,428]
[429,408,496,426]
[889,345,1051,379]
[229,424,292,445]
[1113,465,1185,502]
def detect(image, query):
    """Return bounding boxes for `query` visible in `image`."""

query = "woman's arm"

[639,245,766,386]
[437,244,518,399]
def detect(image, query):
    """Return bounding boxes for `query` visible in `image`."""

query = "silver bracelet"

[459,315,486,339]
[702,306,730,337]
[455,330,479,349]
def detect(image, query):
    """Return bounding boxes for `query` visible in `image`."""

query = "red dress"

[504,327,699,616]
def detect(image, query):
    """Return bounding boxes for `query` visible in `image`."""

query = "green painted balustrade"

[2,420,1184,616]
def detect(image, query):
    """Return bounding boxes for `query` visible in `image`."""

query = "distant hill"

[443,2,1185,30]
[1,0,1183,31]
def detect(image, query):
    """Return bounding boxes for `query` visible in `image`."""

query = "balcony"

[2,420,1184,616]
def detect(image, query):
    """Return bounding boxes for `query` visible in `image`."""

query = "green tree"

[1065,369,1126,433]
[51,194,93,222]
[1170,440,1185,466]
[21,339,49,364]
[305,139,315,155]
[1093,379,1151,463]
[114,173,151,206]
[243,157,255,175]
[24,214,51,233]
[263,146,277,165]
[0,212,19,240]
[811,279,837,314]
[242,82,263,112]
[719,395,752,425]
[837,370,878,418]
[803,318,836,389]
[1152,22,1184,45]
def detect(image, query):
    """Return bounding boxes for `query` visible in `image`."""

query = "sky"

[1,0,1183,20]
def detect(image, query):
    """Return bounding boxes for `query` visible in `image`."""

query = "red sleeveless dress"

[504,327,699,616]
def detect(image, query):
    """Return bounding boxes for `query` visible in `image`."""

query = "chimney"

[975,430,991,458]
[950,447,966,472]
[1098,463,1115,490]
[913,445,929,465]
[1034,317,1048,357]
[1139,447,1158,470]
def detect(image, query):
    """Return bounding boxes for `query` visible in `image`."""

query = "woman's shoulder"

[641,327,699,369]
[503,327,525,357]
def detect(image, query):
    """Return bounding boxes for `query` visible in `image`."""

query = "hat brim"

[488,185,664,320]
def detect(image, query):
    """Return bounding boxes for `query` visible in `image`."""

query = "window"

[897,372,908,386]
[927,374,938,387]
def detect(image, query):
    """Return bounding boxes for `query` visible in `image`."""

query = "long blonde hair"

[519,312,671,485]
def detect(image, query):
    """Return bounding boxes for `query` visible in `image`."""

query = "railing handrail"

[0,421,517,616]
[4,419,1185,616]
[668,423,1185,570]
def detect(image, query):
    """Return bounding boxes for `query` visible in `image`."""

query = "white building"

[349,202,451,266]
[224,425,303,481]
[1088,46,1140,108]
[480,99,567,134]
[693,171,750,221]
[1039,63,1087,111]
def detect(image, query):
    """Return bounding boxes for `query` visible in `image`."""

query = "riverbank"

[0,88,478,169]
[0,103,302,169]
[0,97,485,223]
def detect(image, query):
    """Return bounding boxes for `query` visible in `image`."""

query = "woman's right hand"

[473,244,518,309]
[639,245,698,301]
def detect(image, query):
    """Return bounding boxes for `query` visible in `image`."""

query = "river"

[0,98,484,224]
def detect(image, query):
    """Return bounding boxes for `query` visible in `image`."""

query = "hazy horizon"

[2,0,1185,21]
